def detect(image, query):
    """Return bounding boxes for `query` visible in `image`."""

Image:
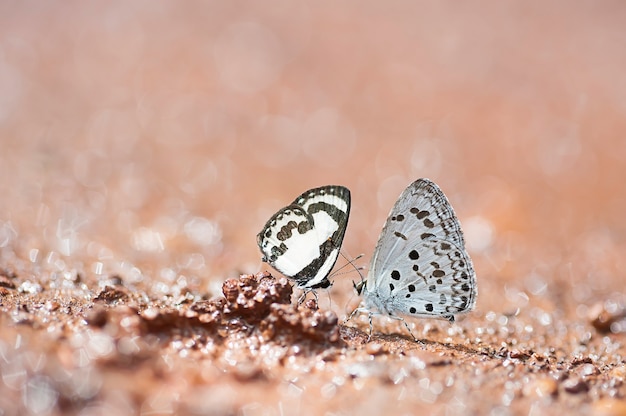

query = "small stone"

[365,342,387,356]
[0,275,16,289]
[45,300,60,311]
[18,281,42,294]
[85,305,109,327]
[141,307,159,320]
[609,365,626,381]
[95,286,129,303]
[222,279,239,303]
[304,298,318,310]
[523,378,558,398]
[562,377,589,394]
[231,361,264,382]
[109,274,124,285]
[589,302,626,333]
[578,363,598,378]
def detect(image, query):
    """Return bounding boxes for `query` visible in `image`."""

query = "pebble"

[45,300,61,312]
[365,342,387,356]
[523,378,558,398]
[85,305,109,327]
[609,365,626,381]
[588,302,626,333]
[562,377,589,394]
[0,275,16,289]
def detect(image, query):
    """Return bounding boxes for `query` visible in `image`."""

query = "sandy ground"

[2,1,626,415]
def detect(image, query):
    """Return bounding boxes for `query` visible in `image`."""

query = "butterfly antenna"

[331,267,365,278]
[344,306,360,324]
[334,252,364,273]
[337,251,365,283]
[297,289,318,305]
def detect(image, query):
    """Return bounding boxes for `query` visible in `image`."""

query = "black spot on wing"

[410,208,431,219]
[394,231,408,240]
[297,220,313,234]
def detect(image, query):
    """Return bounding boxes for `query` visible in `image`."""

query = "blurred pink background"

[1,0,626,311]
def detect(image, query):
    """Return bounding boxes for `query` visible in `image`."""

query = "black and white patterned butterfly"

[257,185,351,295]
[349,178,476,340]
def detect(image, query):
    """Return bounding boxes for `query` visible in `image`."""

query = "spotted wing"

[366,178,476,318]
[372,238,476,319]
[257,185,351,289]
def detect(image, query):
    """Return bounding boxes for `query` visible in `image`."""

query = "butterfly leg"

[401,319,418,342]
[386,314,418,342]
[297,289,318,305]
[343,307,375,341]
[344,306,361,324]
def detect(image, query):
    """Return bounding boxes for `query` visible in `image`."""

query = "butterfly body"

[258,185,351,291]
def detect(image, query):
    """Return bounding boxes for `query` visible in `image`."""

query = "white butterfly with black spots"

[257,185,351,295]
[349,178,476,340]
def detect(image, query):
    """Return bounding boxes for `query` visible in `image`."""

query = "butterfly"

[348,178,476,340]
[257,185,351,298]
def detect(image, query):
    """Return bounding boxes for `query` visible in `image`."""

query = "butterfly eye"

[353,280,365,295]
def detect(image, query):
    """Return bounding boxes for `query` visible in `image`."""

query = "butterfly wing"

[377,238,476,319]
[258,185,351,289]
[365,178,476,318]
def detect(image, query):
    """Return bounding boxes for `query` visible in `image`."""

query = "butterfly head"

[353,279,365,296]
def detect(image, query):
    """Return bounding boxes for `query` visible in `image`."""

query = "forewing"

[257,205,319,278]
[290,185,351,288]
[292,185,351,250]
[368,178,466,289]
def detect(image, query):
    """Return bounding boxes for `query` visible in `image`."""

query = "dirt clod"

[95,286,130,304]
[523,377,558,398]
[589,302,626,333]
[85,304,109,327]
[0,275,16,289]
[562,377,590,394]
